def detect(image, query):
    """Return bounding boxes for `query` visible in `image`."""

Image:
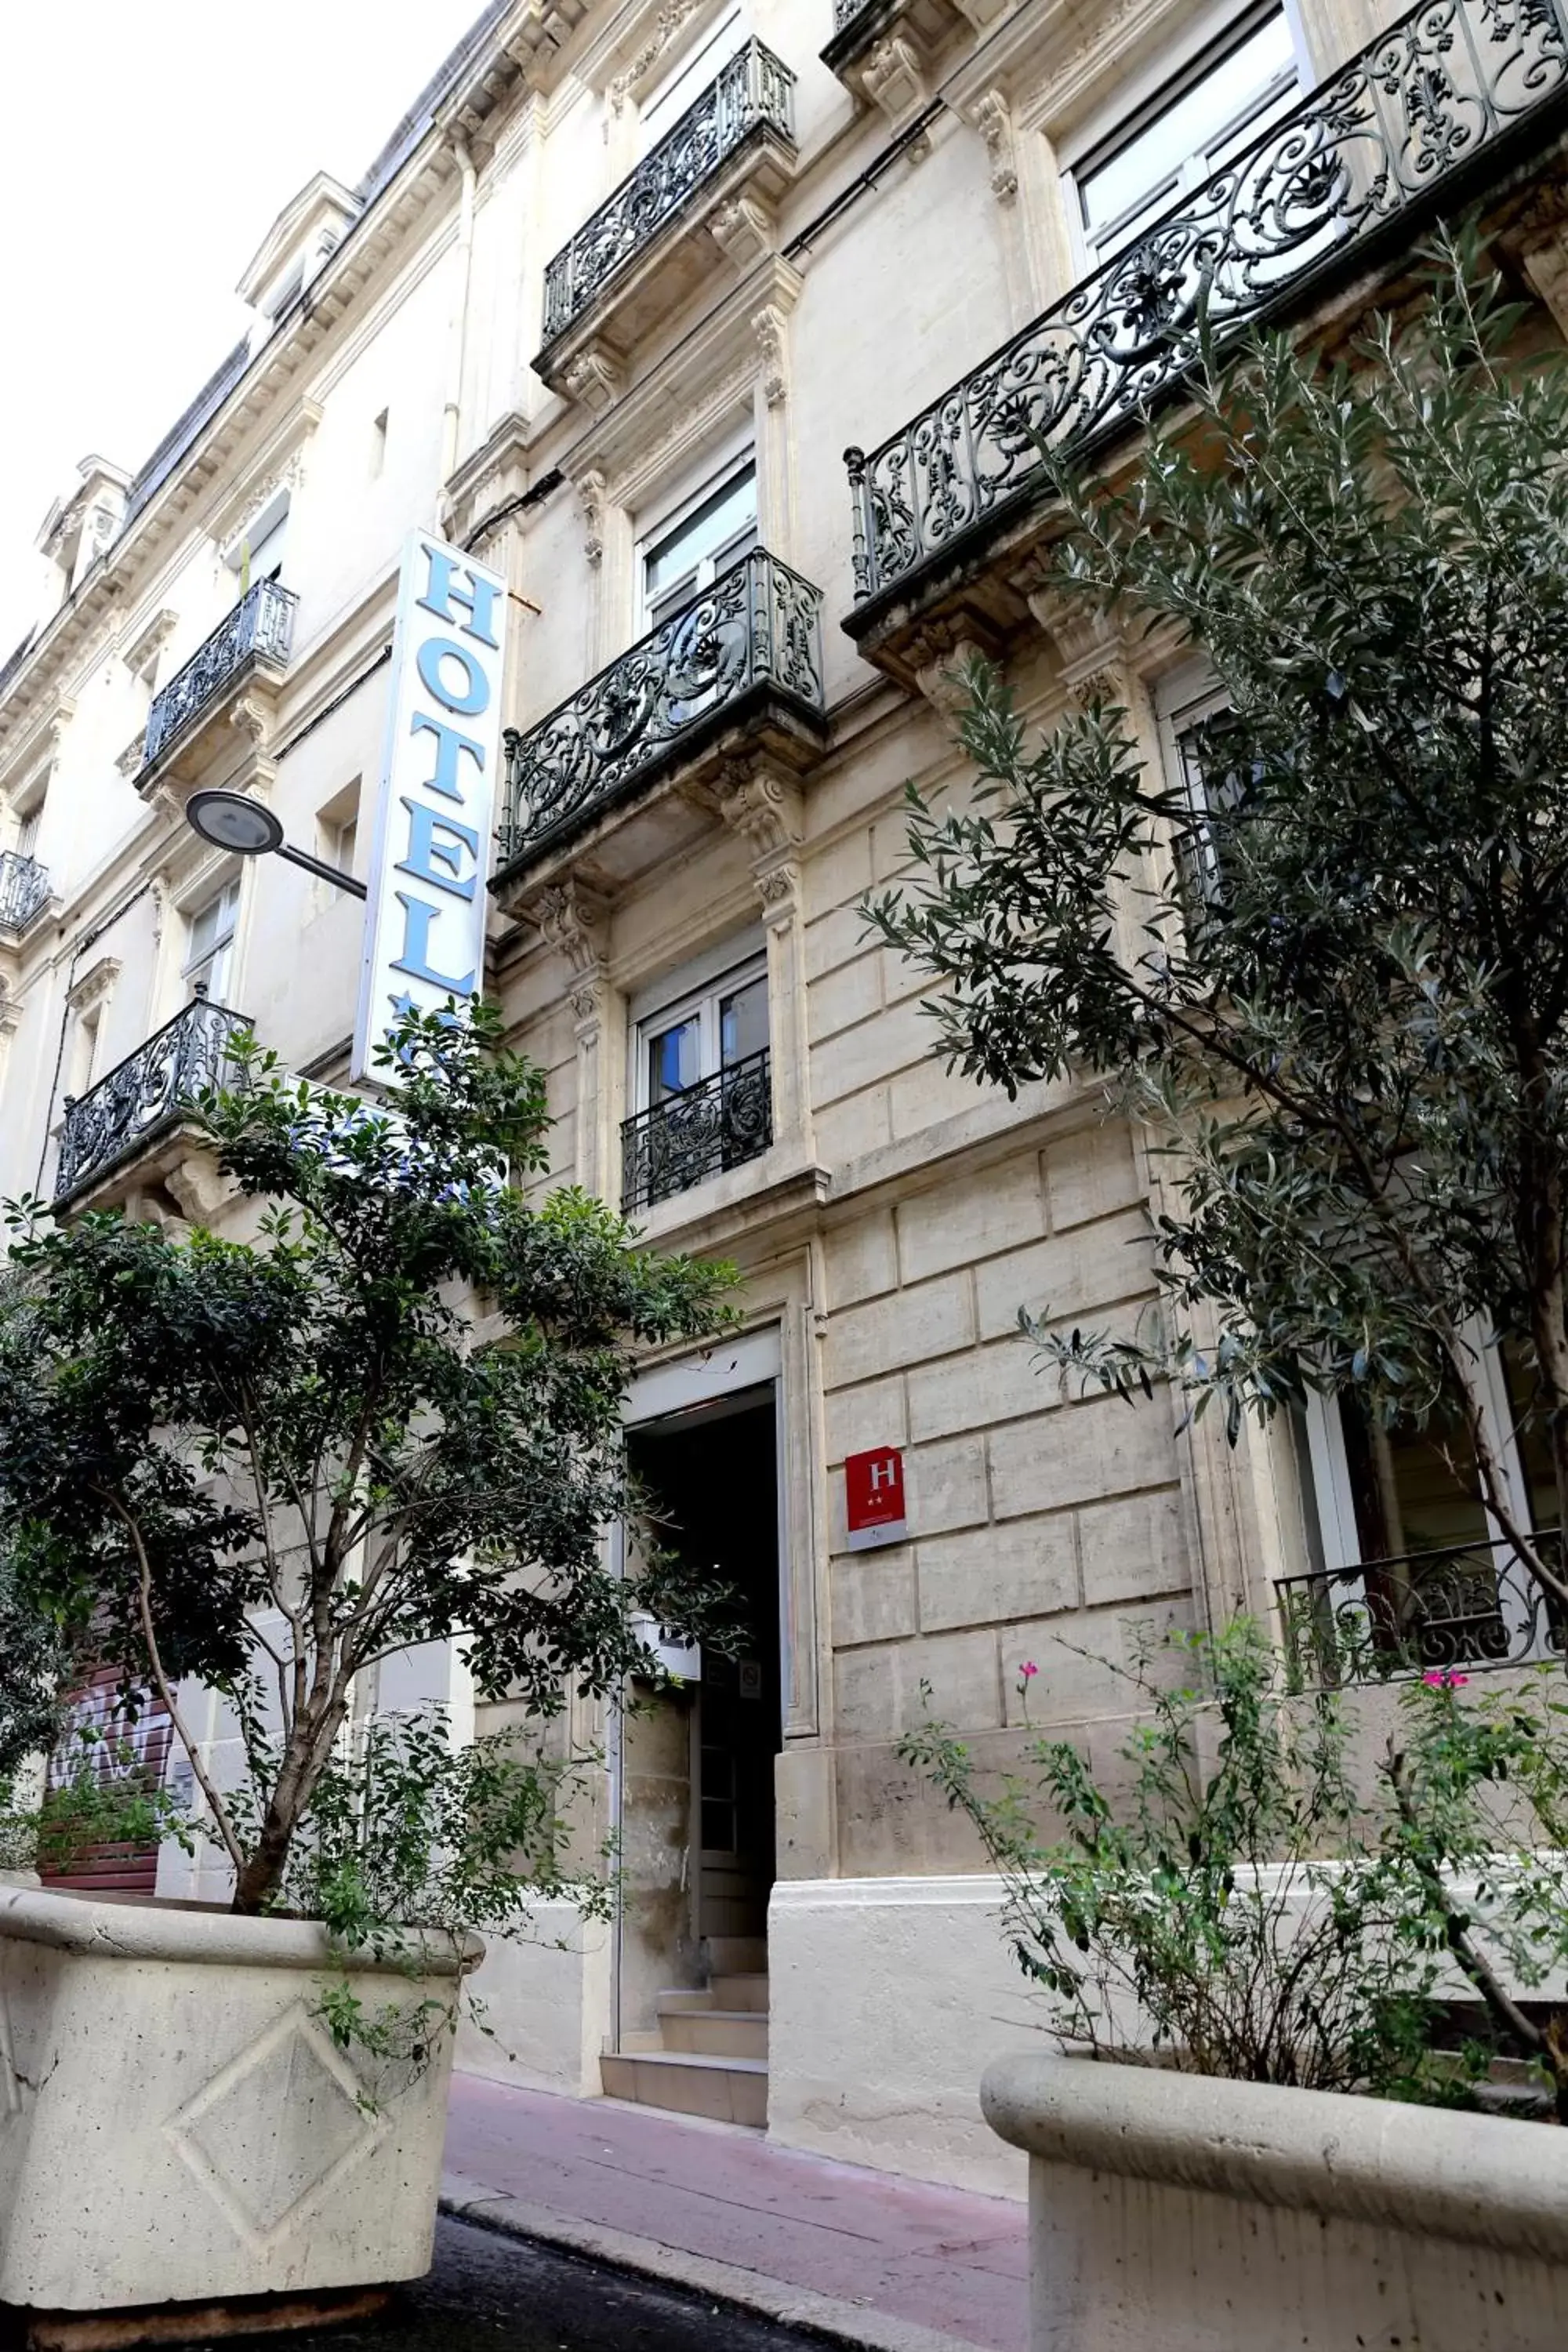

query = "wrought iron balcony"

[1276,1532,1567,1690]
[541,40,795,348]
[845,0,1568,609]
[141,579,297,774]
[0,851,50,934]
[622,1049,772,1213]
[55,991,250,1205]
[499,549,825,871]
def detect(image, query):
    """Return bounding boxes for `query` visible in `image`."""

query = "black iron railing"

[55,992,250,1203]
[845,0,1568,604]
[499,549,824,869]
[541,40,795,347]
[621,1048,772,1212]
[0,851,49,934]
[1276,1531,1568,1688]
[141,579,297,771]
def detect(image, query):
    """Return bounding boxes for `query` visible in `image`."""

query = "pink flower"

[1020,1661,1039,1679]
[1422,1669,1470,1689]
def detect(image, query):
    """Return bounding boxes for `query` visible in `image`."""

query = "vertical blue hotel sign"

[352,531,507,1085]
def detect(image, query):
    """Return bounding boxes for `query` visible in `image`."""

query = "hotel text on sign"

[352,532,507,1083]
[845,1446,906,1551]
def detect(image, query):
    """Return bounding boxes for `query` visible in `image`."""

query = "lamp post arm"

[274,840,368,901]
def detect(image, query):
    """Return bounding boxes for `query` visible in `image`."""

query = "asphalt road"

[220,2216,839,2352]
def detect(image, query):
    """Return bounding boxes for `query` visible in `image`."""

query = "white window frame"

[634,439,759,638]
[182,878,240,1007]
[1062,3,1305,273]
[630,935,768,1116]
[1295,1330,1548,1664]
[223,488,290,589]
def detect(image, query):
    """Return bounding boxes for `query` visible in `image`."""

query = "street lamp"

[184,788,367,900]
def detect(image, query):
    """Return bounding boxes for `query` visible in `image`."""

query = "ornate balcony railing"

[833,0,875,25]
[499,548,824,869]
[0,851,50,934]
[141,579,297,771]
[845,0,1568,605]
[55,991,250,1204]
[1276,1531,1568,1689]
[621,1049,772,1212]
[541,40,795,346]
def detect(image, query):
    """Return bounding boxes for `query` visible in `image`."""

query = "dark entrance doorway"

[626,1384,781,1955]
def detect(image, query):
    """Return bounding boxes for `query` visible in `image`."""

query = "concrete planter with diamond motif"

[0,1883,477,2318]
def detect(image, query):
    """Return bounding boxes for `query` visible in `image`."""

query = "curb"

[440,2172,994,2352]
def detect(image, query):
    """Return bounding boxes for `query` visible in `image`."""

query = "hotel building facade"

[2,0,1566,2196]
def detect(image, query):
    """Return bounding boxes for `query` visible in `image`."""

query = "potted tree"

[870,239,1568,2350]
[0,1004,732,2332]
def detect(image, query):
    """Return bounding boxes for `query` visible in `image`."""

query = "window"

[1288,1330,1565,1678]
[641,956,768,1110]
[68,1005,101,1102]
[315,780,361,884]
[226,491,289,590]
[183,880,239,1006]
[1157,669,1253,915]
[14,794,42,862]
[639,456,757,634]
[641,5,749,143]
[1072,9,1299,266]
[622,936,772,1210]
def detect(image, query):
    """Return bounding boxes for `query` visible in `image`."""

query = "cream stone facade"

[5,0,1568,2198]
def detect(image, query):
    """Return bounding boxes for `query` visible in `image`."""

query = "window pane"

[644,465,757,613]
[648,1014,702,1101]
[1080,13,1295,248]
[720,975,768,1065]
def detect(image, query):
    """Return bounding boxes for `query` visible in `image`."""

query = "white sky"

[0,1,486,660]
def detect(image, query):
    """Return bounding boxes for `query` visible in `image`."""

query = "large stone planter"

[982,2049,1568,2351]
[0,1885,476,2319]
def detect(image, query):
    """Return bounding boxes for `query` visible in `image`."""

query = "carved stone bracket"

[711,192,775,270]
[530,879,608,978]
[971,88,1018,203]
[905,615,1003,713]
[67,954,122,1019]
[752,303,790,407]
[1011,559,1142,706]
[115,731,147,780]
[577,467,608,566]
[561,343,624,417]
[710,757,804,866]
[862,34,931,130]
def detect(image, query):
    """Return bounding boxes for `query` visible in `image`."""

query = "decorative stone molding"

[862,34,932,130]
[710,193,775,270]
[561,343,624,417]
[577,468,608,567]
[710,757,804,865]
[1018,570,1138,708]
[609,0,702,111]
[124,609,178,686]
[971,88,1018,202]
[0,980,21,1040]
[67,954,122,1019]
[906,616,1003,713]
[953,0,1011,24]
[752,302,790,407]
[115,731,147,779]
[530,880,608,980]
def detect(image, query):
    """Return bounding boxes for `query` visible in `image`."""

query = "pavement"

[441,2074,1028,2352]
[203,2215,860,2350]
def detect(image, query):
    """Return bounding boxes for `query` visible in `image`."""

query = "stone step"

[711,1972,768,2013]
[601,2049,767,2129]
[702,1935,767,1976]
[653,1987,717,2016]
[658,2006,768,2061]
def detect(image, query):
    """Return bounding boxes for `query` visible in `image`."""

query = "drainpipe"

[438,132,479,525]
